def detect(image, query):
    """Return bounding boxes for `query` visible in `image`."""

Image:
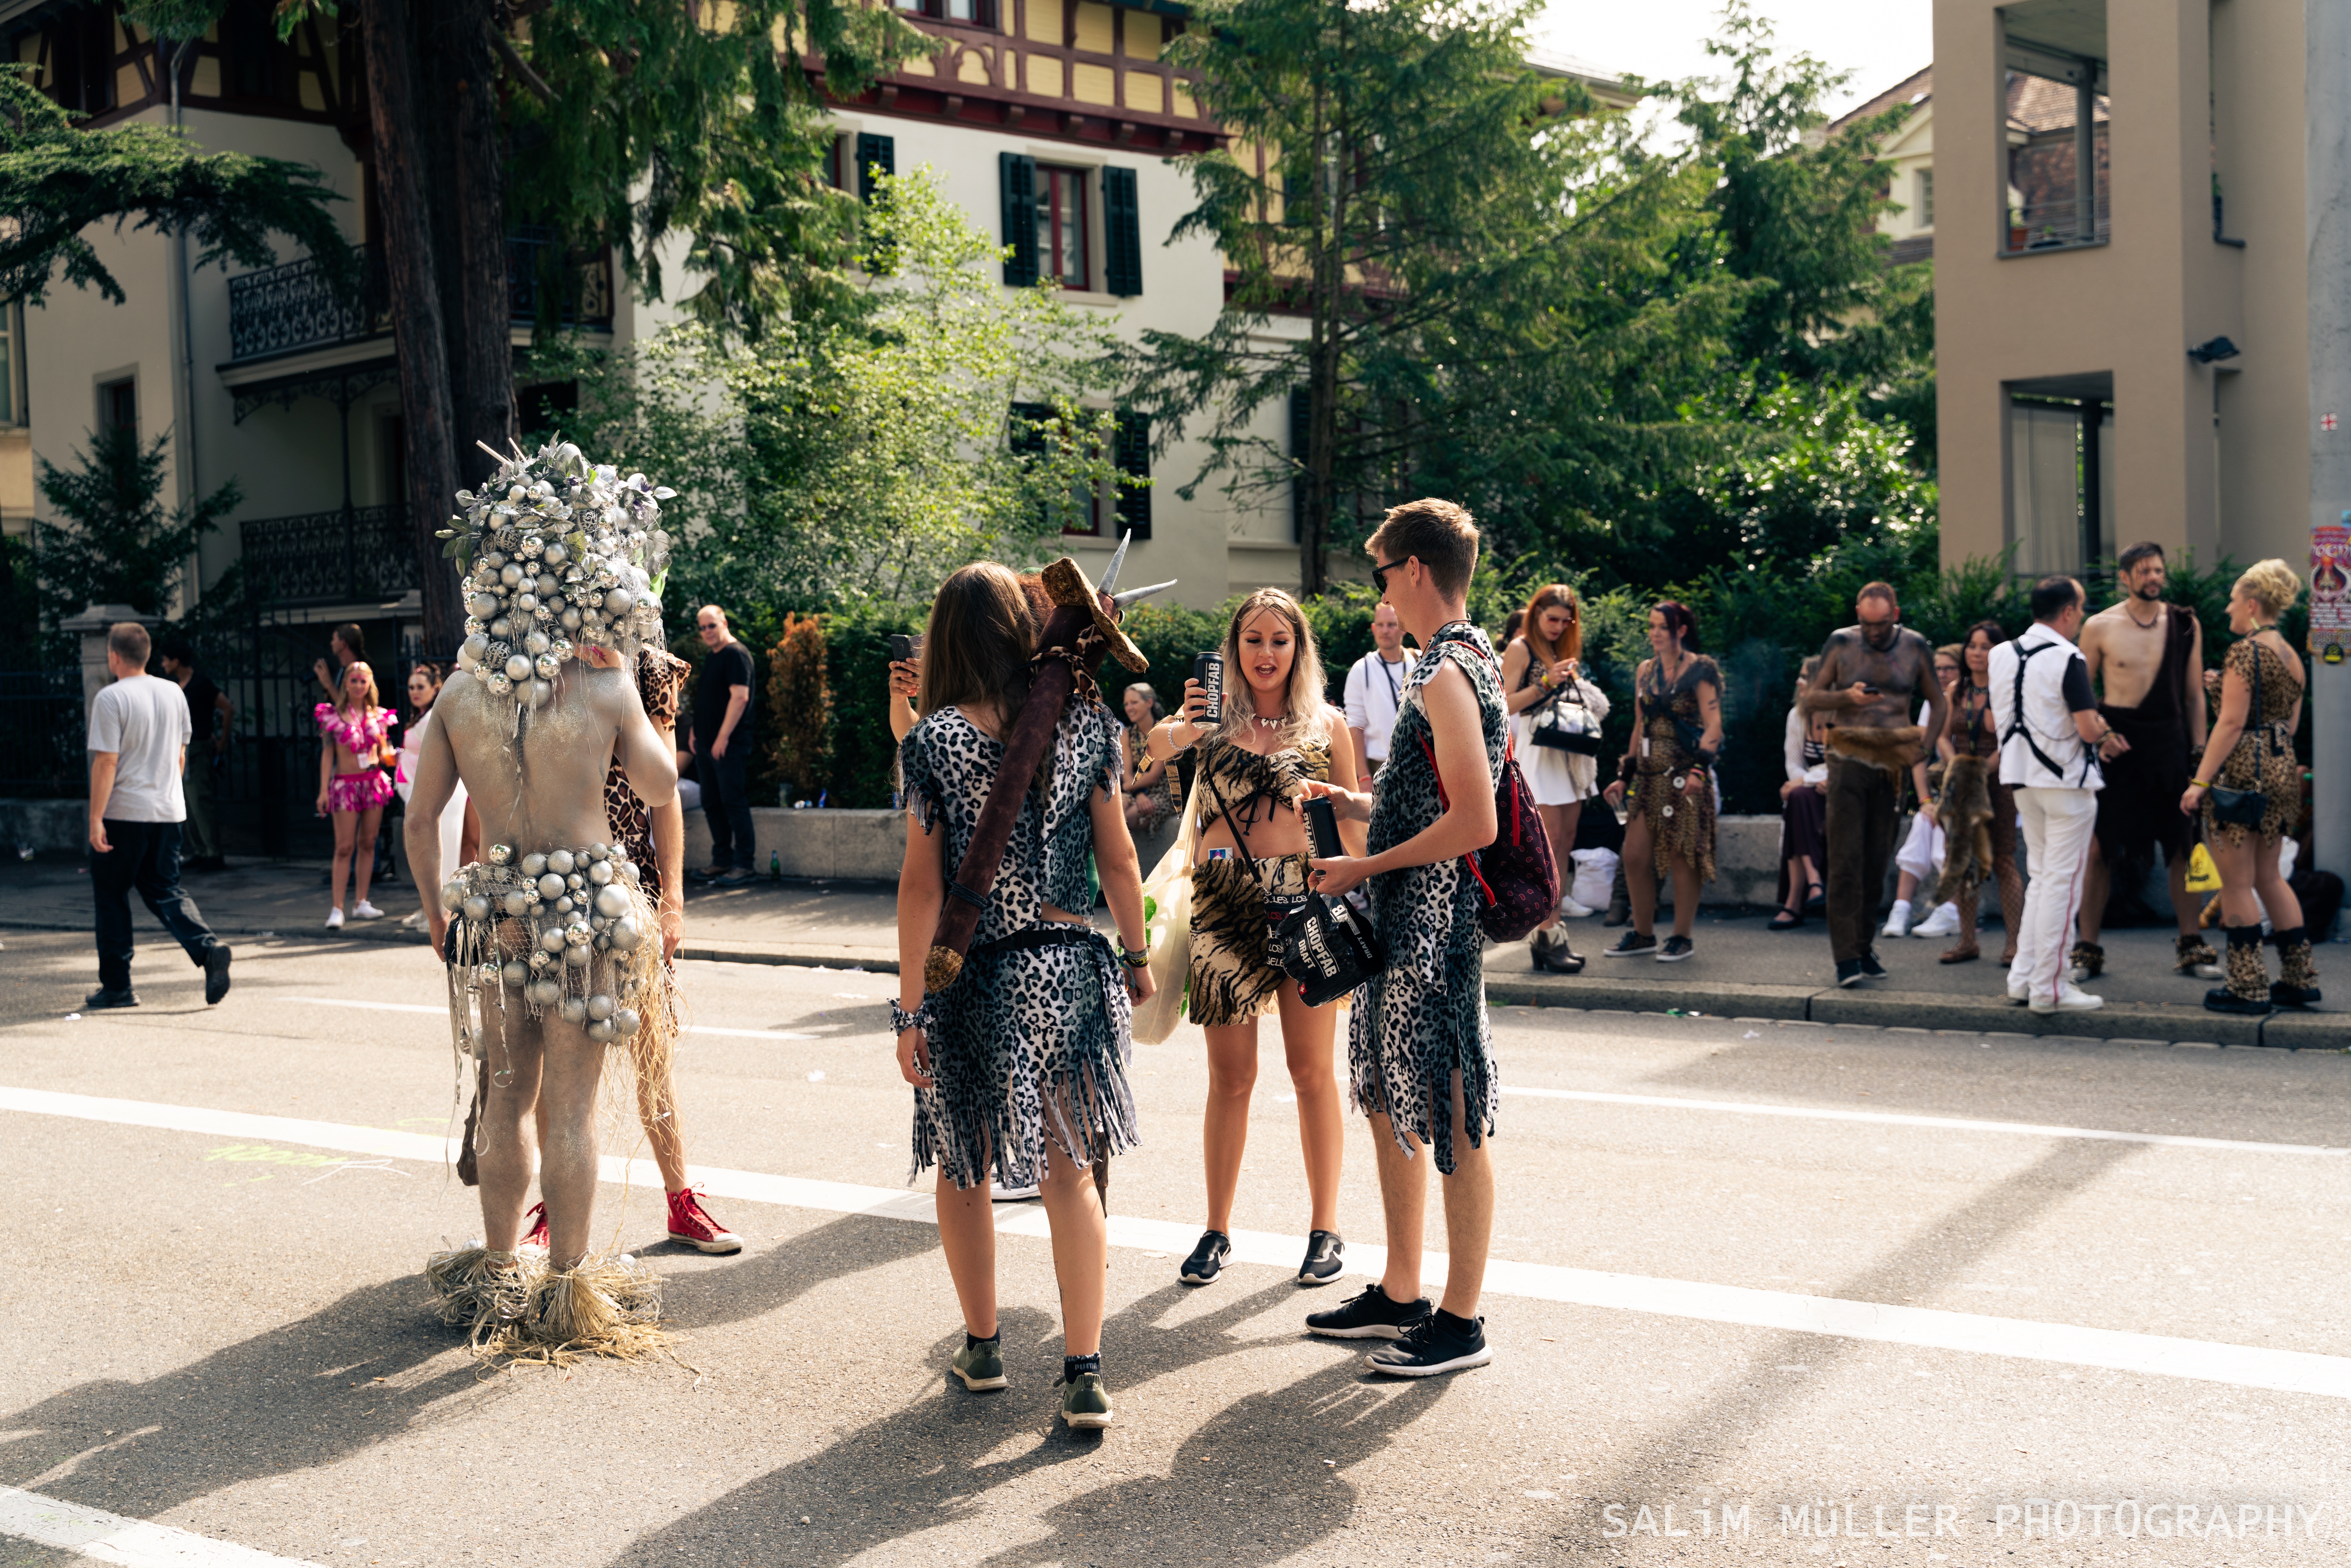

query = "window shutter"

[855,132,895,203]
[1114,411,1151,539]
[1008,401,1051,456]
[1000,153,1040,286]
[1103,166,1143,296]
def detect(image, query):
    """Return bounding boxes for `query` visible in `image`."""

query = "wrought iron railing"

[0,666,83,797]
[227,236,615,363]
[239,504,416,606]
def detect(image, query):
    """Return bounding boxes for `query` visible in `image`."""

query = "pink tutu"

[328,770,393,814]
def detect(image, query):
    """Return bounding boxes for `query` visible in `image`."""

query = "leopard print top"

[603,647,689,902]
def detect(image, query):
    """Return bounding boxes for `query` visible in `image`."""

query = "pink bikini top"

[316,703,396,757]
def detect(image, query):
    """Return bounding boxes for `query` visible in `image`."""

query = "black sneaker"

[1602,931,1656,958]
[1179,1229,1231,1285]
[83,987,139,1010]
[1858,949,1888,980]
[1834,957,1866,988]
[203,945,233,1005]
[1655,935,1694,962]
[1366,1308,1492,1377]
[1305,1282,1431,1340]
[1297,1230,1344,1287]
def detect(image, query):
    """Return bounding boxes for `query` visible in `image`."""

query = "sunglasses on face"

[1370,558,1409,598]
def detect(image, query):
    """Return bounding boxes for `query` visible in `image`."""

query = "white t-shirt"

[1343,649,1415,762]
[1988,623,2103,792]
[87,673,191,823]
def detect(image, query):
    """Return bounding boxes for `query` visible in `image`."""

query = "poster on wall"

[2316,518,2351,665]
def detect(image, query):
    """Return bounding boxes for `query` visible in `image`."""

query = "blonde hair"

[1518,583,1582,667]
[1213,588,1329,752]
[339,659,381,717]
[2235,559,2302,620]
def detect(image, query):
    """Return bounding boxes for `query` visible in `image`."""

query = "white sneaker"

[990,1182,1040,1202]
[2005,970,2031,1004]
[1882,901,1913,940]
[324,907,345,929]
[351,901,386,921]
[1912,902,1961,938]
[1558,896,1595,919]
[2030,983,2104,1014]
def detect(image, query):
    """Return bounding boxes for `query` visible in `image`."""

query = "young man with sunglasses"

[1296,500,1503,1376]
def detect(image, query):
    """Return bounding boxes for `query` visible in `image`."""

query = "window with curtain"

[1036,166,1089,290]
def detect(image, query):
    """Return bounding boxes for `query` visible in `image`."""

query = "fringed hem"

[908,935,1140,1191]
[1348,957,1498,1178]
[426,1244,672,1367]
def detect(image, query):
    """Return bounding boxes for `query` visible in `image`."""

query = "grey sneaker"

[1060,1371,1113,1429]
[951,1335,1007,1391]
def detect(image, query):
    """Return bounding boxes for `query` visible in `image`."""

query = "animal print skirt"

[1186,853,1311,1027]
[911,925,1138,1191]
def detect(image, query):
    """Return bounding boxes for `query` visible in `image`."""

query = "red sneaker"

[666,1187,742,1254]
[520,1201,549,1253]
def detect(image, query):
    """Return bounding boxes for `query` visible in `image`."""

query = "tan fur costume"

[1826,724,1925,781]
[1938,753,1996,891]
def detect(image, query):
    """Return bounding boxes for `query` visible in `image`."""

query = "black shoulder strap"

[2003,637,2085,784]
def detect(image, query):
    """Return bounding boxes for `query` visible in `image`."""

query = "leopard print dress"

[604,648,689,900]
[900,699,1139,1190]
[1348,621,1506,1175]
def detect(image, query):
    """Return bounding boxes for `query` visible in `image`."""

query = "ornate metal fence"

[0,667,83,797]
[226,245,389,362]
[240,505,416,607]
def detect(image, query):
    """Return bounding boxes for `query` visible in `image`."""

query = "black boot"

[1603,862,1631,928]
[2271,925,2323,1009]
[2204,923,2273,1016]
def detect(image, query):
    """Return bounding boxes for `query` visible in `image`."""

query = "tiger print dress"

[1348,621,1507,1175]
[899,699,1139,1190]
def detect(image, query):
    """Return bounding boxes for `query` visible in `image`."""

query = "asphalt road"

[4,927,2350,1567]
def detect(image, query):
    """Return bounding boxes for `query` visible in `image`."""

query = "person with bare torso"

[2072,542,2217,984]
[404,444,683,1358]
[1800,582,1950,988]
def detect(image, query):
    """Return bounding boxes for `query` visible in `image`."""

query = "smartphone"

[888,634,923,663]
[1859,683,1881,696]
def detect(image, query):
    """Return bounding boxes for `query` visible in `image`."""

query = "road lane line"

[0,1484,319,1567]
[279,996,816,1041]
[1496,1085,2350,1157]
[9,1085,2351,1400]
[276,997,2343,1157]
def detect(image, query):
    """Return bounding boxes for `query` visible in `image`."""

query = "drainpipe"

[2308,0,2351,899]
[170,37,201,610]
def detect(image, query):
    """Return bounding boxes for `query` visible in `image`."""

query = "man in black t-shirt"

[158,641,232,871]
[689,605,758,884]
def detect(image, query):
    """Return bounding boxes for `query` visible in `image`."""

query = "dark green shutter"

[1114,411,1151,539]
[1008,401,1051,456]
[856,132,895,203]
[1103,166,1143,296]
[1000,153,1039,286]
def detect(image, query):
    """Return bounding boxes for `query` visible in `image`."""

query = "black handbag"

[1530,677,1605,755]
[2206,645,2271,828]
[1203,761,1386,1004]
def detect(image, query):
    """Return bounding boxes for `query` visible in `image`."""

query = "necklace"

[2126,601,2163,631]
[1253,714,1282,730]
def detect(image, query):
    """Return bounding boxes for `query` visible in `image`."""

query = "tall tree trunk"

[1300,77,1342,599]
[448,0,515,476]
[361,0,462,655]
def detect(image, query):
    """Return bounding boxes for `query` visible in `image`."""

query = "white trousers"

[1895,809,1946,884]
[2009,786,2099,1003]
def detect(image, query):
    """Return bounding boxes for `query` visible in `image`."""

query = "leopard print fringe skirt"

[1186,853,1311,1027]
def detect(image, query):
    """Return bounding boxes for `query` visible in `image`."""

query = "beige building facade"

[1933,0,2310,579]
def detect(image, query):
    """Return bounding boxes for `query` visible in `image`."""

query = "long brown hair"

[1213,588,1328,752]
[918,563,1034,728]
[1518,583,1582,667]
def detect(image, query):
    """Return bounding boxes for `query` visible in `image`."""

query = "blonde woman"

[2181,560,2316,1014]
[1501,583,1609,971]
[1147,588,1367,1288]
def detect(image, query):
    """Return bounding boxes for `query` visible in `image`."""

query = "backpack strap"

[2002,636,2086,784]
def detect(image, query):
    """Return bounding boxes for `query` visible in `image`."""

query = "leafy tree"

[533,168,1127,611]
[0,65,354,305]
[33,427,241,625]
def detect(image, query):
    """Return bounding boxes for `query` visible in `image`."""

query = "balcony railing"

[2005,196,2112,254]
[227,237,617,364]
[241,503,416,606]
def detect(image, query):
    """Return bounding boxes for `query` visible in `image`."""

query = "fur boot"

[2271,925,2323,1009]
[2205,923,2273,1016]
[2174,932,2223,980]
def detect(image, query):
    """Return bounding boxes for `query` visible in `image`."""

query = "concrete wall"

[1934,0,2310,576]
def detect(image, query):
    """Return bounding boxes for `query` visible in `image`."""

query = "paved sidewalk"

[4,855,2337,1048]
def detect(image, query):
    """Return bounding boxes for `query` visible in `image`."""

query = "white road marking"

[276,998,2338,1157]
[279,996,815,1041]
[9,1085,2351,1400]
[0,1483,319,1566]
[1496,1085,2350,1157]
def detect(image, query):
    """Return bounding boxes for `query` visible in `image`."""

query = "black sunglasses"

[1370,557,1411,597]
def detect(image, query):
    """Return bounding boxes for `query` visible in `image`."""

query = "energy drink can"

[1302,795,1341,860]
[1192,650,1225,724]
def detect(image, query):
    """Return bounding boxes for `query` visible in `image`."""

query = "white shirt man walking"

[1988,577,2128,1012]
[1342,601,1415,779]
[84,621,231,1010]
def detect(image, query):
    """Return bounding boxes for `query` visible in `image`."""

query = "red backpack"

[1415,643,1559,943]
